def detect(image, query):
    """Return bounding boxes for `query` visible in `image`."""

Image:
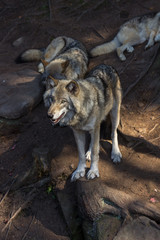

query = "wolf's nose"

[47,113,53,118]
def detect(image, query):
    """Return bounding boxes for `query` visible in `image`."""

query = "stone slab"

[114,216,160,240]
[0,69,43,119]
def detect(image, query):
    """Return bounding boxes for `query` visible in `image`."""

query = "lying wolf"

[90,12,160,61]
[44,64,122,181]
[16,36,88,80]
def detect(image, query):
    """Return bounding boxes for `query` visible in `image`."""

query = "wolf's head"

[43,77,79,126]
[40,58,70,80]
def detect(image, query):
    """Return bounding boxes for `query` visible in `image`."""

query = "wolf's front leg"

[145,30,156,49]
[87,126,100,180]
[71,129,86,182]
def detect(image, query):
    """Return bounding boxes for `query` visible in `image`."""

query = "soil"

[0,0,160,239]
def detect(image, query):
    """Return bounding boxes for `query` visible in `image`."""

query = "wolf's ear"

[48,75,59,87]
[41,59,49,67]
[66,81,79,96]
[61,60,69,73]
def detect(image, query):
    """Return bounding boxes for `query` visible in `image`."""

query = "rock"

[96,214,122,240]
[76,180,160,222]
[57,191,83,240]
[0,69,44,119]
[82,220,96,240]
[17,147,51,185]
[12,37,24,47]
[114,216,160,240]
[0,117,22,136]
[82,214,122,240]
[0,147,51,192]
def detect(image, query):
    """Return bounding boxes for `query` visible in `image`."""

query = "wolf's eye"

[61,99,66,104]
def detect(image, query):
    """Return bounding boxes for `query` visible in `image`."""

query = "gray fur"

[90,12,160,61]
[17,36,88,80]
[44,64,122,181]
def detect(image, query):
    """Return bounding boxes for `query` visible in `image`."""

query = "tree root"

[76,180,160,222]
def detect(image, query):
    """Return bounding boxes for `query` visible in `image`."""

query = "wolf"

[16,36,88,80]
[90,12,160,61]
[43,64,122,181]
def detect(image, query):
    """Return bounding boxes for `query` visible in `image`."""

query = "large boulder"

[0,69,44,119]
[114,216,160,240]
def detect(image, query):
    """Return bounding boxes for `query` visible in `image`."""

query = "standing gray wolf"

[43,64,122,181]
[90,12,160,61]
[16,36,88,80]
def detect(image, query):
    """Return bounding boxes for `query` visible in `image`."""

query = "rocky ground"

[0,0,160,239]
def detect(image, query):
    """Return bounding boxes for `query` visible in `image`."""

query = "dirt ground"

[0,0,160,239]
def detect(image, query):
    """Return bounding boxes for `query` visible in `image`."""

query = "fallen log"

[76,179,160,222]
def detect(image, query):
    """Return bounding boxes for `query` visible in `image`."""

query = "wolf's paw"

[111,151,122,163]
[145,42,154,49]
[127,45,134,53]
[38,63,44,73]
[145,44,150,49]
[87,168,99,180]
[155,34,160,42]
[85,150,91,161]
[71,169,86,182]
[119,54,126,61]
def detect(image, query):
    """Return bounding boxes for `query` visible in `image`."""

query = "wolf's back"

[90,37,120,57]
[16,49,44,63]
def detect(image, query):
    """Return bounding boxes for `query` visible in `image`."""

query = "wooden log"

[76,179,160,222]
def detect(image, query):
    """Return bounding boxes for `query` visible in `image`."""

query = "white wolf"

[90,12,160,61]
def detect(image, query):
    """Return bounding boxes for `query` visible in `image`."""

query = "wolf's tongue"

[53,112,65,124]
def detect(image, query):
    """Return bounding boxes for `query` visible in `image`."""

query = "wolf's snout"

[47,112,53,119]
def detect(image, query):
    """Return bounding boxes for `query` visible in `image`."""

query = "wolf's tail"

[16,49,44,63]
[90,37,120,57]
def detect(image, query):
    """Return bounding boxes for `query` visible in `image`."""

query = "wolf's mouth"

[52,112,65,124]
